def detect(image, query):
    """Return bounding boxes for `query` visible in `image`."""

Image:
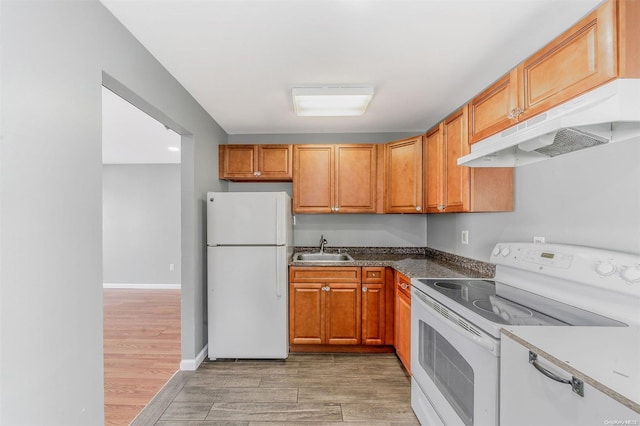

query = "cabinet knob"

[416,206,422,211]
[362,287,368,292]
[400,283,409,290]
[253,171,261,176]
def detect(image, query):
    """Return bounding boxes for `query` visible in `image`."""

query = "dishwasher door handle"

[529,351,584,397]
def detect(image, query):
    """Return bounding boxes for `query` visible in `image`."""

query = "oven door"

[411,287,500,426]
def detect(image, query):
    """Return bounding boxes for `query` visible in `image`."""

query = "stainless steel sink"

[293,252,354,262]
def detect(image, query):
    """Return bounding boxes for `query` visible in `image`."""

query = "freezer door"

[207,246,288,359]
[207,192,290,246]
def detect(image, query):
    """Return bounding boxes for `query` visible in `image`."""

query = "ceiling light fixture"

[292,85,374,117]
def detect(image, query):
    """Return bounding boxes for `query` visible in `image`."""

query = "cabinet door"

[326,283,361,345]
[468,68,521,144]
[443,107,470,213]
[394,272,411,373]
[424,124,444,213]
[501,335,639,426]
[293,145,334,213]
[219,145,257,179]
[362,283,385,345]
[289,282,324,345]
[385,136,423,213]
[335,144,378,213]
[258,144,293,180]
[520,1,616,121]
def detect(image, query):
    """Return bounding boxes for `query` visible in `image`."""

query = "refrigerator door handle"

[276,248,283,298]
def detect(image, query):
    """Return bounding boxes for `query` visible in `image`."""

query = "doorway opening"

[101,85,182,425]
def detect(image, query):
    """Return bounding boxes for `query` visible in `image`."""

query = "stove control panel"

[491,242,640,289]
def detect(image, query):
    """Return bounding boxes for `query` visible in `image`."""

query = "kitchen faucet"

[319,235,327,253]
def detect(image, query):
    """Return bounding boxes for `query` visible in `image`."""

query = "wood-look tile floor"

[133,353,420,425]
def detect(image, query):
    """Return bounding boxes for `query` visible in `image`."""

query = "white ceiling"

[102,87,181,164]
[100,0,603,136]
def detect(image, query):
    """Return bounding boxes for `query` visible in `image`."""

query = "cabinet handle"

[507,107,524,119]
[529,351,584,397]
[253,171,261,177]
[322,286,330,292]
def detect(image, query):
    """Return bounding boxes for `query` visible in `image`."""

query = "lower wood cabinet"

[394,271,411,373]
[289,266,391,350]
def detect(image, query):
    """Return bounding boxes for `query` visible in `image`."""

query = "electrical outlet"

[533,236,545,244]
[461,230,469,245]
[169,263,175,271]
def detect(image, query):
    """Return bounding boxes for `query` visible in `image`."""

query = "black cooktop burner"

[415,278,568,326]
[434,281,463,290]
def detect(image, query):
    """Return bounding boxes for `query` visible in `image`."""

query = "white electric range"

[410,242,640,426]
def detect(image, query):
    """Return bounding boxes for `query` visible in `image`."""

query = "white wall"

[427,139,640,261]
[1,1,225,424]
[103,164,181,286]
[227,132,427,247]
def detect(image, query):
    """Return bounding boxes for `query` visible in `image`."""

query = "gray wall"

[427,139,640,261]
[227,133,427,247]
[103,164,181,285]
[1,1,226,424]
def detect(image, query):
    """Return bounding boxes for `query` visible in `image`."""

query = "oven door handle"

[413,289,498,354]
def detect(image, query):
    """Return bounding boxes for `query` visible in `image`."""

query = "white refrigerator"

[206,191,292,359]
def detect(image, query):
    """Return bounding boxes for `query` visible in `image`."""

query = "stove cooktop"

[413,278,625,336]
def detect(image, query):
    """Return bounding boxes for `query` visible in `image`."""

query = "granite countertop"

[502,326,640,414]
[289,247,495,279]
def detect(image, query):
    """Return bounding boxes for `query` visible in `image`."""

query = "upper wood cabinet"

[219,144,292,181]
[426,107,514,213]
[384,135,423,213]
[469,0,640,144]
[293,144,378,214]
[468,68,522,144]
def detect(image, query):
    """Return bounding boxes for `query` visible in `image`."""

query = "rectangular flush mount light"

[292,85,374,116]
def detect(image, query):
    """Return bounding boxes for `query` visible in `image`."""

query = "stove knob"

[500,247,511,257]
[621,265,640,283]
[492,246,501,257]
[595,261,616,276]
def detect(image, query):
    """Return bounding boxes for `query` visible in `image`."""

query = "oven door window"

[418,319,474,426]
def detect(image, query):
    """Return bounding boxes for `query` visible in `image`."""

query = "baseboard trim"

[180,345,208,371]
[103,283,181,290]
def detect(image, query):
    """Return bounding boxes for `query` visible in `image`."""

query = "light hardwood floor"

[103,288,182,426]
[133,353,420,425]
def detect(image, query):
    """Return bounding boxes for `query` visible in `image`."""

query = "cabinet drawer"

[395,271,411,298]
[362,267,385,284]
[290,267,361,283]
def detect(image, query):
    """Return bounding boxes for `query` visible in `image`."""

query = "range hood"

[458,79,640,167]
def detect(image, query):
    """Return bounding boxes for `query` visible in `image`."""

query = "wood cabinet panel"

[362,267,385,284]
[425,124,444,213]
[425,107,513,213]
[219,144,292,181]
[335,145,377,213]
[468,69,521,144]
[289,283,324,345]
[385,135,423,213]
[444,107,470,213]
[362,283,385,345]
[521,1,616,120]
[326,283,361,345]
[293,145,334,213]
[394,271,411,373]
[259,145,293,179]
[293,144,378,214]
[289,267,360,283]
